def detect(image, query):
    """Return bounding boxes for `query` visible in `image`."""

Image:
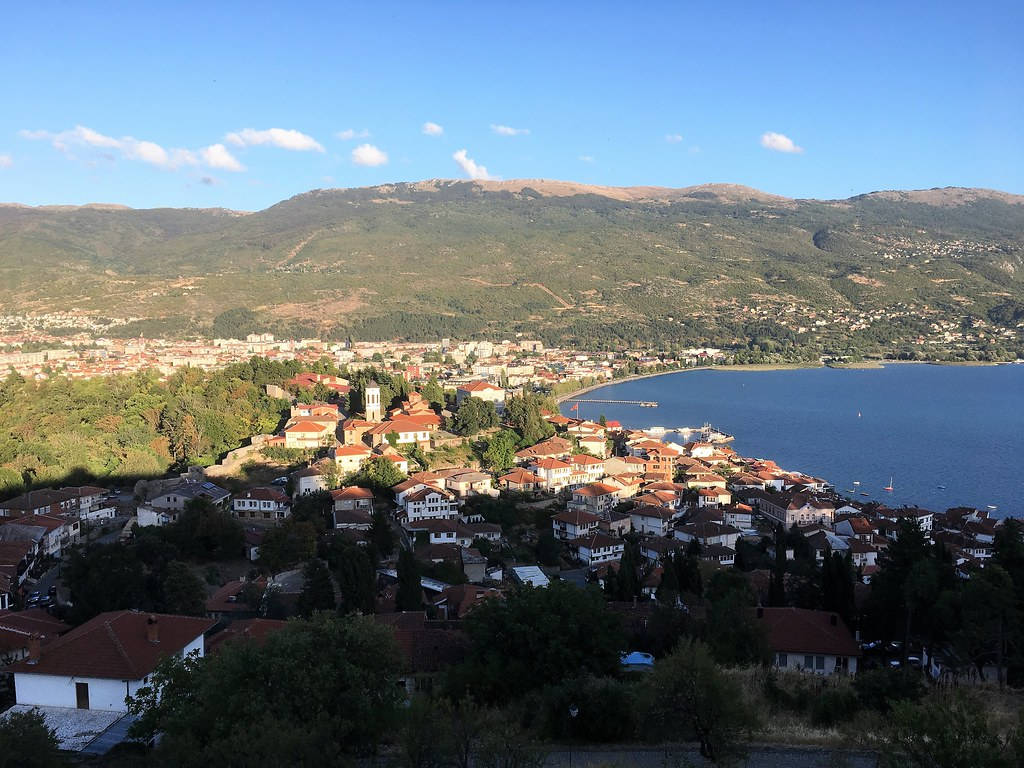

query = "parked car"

[25,591,41,605]
[271,477,289,486]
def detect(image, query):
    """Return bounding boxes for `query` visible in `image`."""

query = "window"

[804,655,813,669]
[777,653,788,667]
[816,656,825,670]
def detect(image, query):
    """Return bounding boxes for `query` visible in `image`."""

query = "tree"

[163,497,244,561]
[420,377,445,409]
[482,429,518,472]
[646,639,755,764]
[955,564,1016,687]
[64,542,151,624]
[289,490,333,533]
[162,560,207,616]
[129,614,403,765]
[457,580,625,702]
[259,520,317,572]
[297,558,336,616]
[370,510,395,558]
[396,548,422,611]
[353,455,406,494]
[450,396,499,436]
[886,690,1018,768]
[0,708,65,768]
[821,551,856,629]
[505,393,554,445]
[705,570,770,666]
[333,544,377,615]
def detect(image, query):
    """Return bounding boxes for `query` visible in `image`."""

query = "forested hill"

[1,181,1022,356]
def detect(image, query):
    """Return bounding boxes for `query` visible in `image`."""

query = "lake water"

[560,364,1024,517]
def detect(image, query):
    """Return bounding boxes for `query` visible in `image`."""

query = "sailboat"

[883,476,894,492]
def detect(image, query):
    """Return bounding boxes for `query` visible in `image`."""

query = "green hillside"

[1,181,1022,358]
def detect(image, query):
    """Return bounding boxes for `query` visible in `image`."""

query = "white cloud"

[579,155,595,164]
[351,143,388,167]
[225,128,324,152]
[452,149,495,180]
[665,133,684,143]
[20,125,245,172]
[422,122,444,136]
[336,128,370,140]
[201,143,245,172]
[0,155,11,169]
[760,131,803,154]
[490,124,529,136]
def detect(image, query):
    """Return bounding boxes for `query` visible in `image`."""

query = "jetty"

[566,398,658,407]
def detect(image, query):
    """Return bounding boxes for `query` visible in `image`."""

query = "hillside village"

[0,362,1020,756]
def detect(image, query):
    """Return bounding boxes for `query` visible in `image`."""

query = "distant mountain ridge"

[0,179,1021,355]
[4,181,1021,212]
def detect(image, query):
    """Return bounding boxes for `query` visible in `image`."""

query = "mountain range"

[1,180,1022,353]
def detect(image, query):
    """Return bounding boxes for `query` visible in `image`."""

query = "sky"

[1,1,1022,210]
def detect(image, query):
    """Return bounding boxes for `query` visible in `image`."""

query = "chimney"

[27,633,41,664]
[830,614,838,626]
[146,615,160,644]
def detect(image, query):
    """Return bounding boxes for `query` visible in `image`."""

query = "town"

[0,360,1020,764]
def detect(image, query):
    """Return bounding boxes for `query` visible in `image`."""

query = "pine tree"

[335,545,377,615]
[370,511,395,558]
[297,558,336,616]
[396,549,422,611]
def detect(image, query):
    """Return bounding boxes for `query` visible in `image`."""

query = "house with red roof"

[455,380,507,413]
[329,442,373,474]
[232,487,291,521]
[0,609,69,666]
[756,607,861,676]
[283,420,336,450]
[551,508,601,541]
[10,611,216,711]
[496,468,543,493]
[574,533,625,567]
[567,482,620,518]
[529,457,573,492]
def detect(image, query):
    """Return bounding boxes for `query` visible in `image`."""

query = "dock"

[566,398,659,407]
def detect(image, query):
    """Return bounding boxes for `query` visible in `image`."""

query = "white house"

[147,480,230,512]
[575,533,624,566]
[403,487,459,523]
[567,483,620,518]
[757,607,861,676]
[291,467,327,496]
[330,443,373,475]
[530,458,573,492]
[283,420,335,450]
[630,505,675,537]
[232,488,291,521]
[551,509,601,541]
[11,611,215,711]
[455,381,507,413]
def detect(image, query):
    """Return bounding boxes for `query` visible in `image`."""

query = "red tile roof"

[755,607,861,657]
[10,610,216,680]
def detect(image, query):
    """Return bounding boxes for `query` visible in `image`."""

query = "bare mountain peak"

[851,186,1024,207]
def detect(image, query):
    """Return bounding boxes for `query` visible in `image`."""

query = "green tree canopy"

[457,581,625,702]
[128,613,402,765]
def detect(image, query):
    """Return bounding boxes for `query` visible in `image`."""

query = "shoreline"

[556,359,1010,404]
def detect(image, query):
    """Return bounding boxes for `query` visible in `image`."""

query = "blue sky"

[1,1,1021,210]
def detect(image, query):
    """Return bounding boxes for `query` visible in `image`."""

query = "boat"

[853,481,861,486]
[937,485,946,490]
[860,492,870,497]
[987,505,998,511]
[883,476,894,492]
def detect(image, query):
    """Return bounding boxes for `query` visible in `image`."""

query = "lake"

[559,364,1024,517]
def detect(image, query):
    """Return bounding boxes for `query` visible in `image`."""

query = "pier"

[566,398,659,407]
